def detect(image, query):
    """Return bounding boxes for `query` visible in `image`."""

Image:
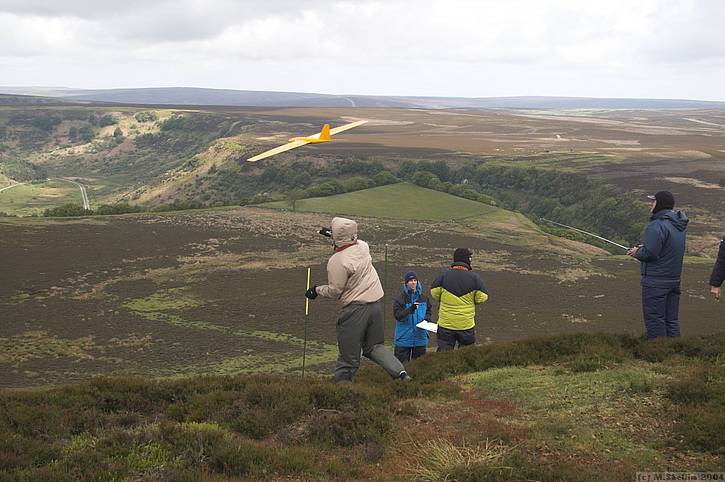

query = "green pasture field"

[485,152,625,171]
[0,173,11,189]
[83,173,136,203]
[263,182,506,221]
[0,179,82,216]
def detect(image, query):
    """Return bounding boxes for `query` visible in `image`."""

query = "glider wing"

[329,120,367,135]
[246,120,367,162]
[247,139,309,162]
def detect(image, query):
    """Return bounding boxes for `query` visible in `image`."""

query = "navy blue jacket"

[393,281,431,348]
[710,236,725,287]
[635,209,688,287]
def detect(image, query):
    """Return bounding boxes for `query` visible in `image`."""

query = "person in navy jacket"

[392,271,432,363]
[709,235,724,300]
[628,191,688,339]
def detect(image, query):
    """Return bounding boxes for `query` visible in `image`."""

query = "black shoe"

[398,371,412,382]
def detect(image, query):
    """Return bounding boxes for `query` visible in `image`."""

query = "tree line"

[402,162,646,245]
[43,203,142,217]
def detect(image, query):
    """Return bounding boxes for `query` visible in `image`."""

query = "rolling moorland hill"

[3,87,725,109]
[2,103,724,256]
[1,184,721,387]
[0,181,720,373]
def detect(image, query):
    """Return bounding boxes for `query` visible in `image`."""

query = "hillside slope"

[2,205,721,390]
[1,333,723,481]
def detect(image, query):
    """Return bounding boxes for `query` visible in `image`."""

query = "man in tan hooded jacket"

[306,216,410,384]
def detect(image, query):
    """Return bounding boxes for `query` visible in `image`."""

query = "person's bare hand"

[627,246,639,257]
[711,286,721,300]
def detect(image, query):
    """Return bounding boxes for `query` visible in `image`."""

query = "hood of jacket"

[653,209,688,232]
[331,217,358,247]
[403,280,423,299]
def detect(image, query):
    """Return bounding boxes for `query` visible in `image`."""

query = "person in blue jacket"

[392,271,432,363]
[709,235,724,300]
[627,191,688,339]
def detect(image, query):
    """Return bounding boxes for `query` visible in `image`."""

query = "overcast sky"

[1,0,723,100]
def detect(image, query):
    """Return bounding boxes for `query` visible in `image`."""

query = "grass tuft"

[406,438,512,481]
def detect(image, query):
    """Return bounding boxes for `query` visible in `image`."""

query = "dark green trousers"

[335,300,404,383]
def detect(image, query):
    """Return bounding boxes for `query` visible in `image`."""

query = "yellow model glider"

[246,120,367,162]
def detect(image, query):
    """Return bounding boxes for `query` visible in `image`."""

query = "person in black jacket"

[627,191,688,339]
[430,248,489,351]
[709,235,724,300]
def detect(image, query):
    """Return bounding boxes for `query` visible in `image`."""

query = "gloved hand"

[305,285,318,300]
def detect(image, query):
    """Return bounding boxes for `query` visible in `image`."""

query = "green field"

[84,174,134,202]
[0,179,83,216]
[263,182,506,221]
[485,152,625,171]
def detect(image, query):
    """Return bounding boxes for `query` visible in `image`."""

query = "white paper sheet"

[415,320,438,333]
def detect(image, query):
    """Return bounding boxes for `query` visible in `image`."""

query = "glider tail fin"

[319,124,331,141]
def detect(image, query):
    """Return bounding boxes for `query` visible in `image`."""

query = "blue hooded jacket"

[392,281,431,348]
[636,209,688,287]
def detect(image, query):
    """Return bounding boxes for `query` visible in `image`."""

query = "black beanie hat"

[404,271,417,283]
[648,191,675,213]
[453,248,472,266]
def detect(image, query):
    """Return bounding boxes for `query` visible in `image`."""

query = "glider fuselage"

[288,136,329,143]
[288,123,331,143]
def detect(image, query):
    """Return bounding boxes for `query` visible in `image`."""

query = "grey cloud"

[0,0,342,45]
[0,0,335,20]
[639,1,725,63]
[0,0,155,18]
[107,7,234,43]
